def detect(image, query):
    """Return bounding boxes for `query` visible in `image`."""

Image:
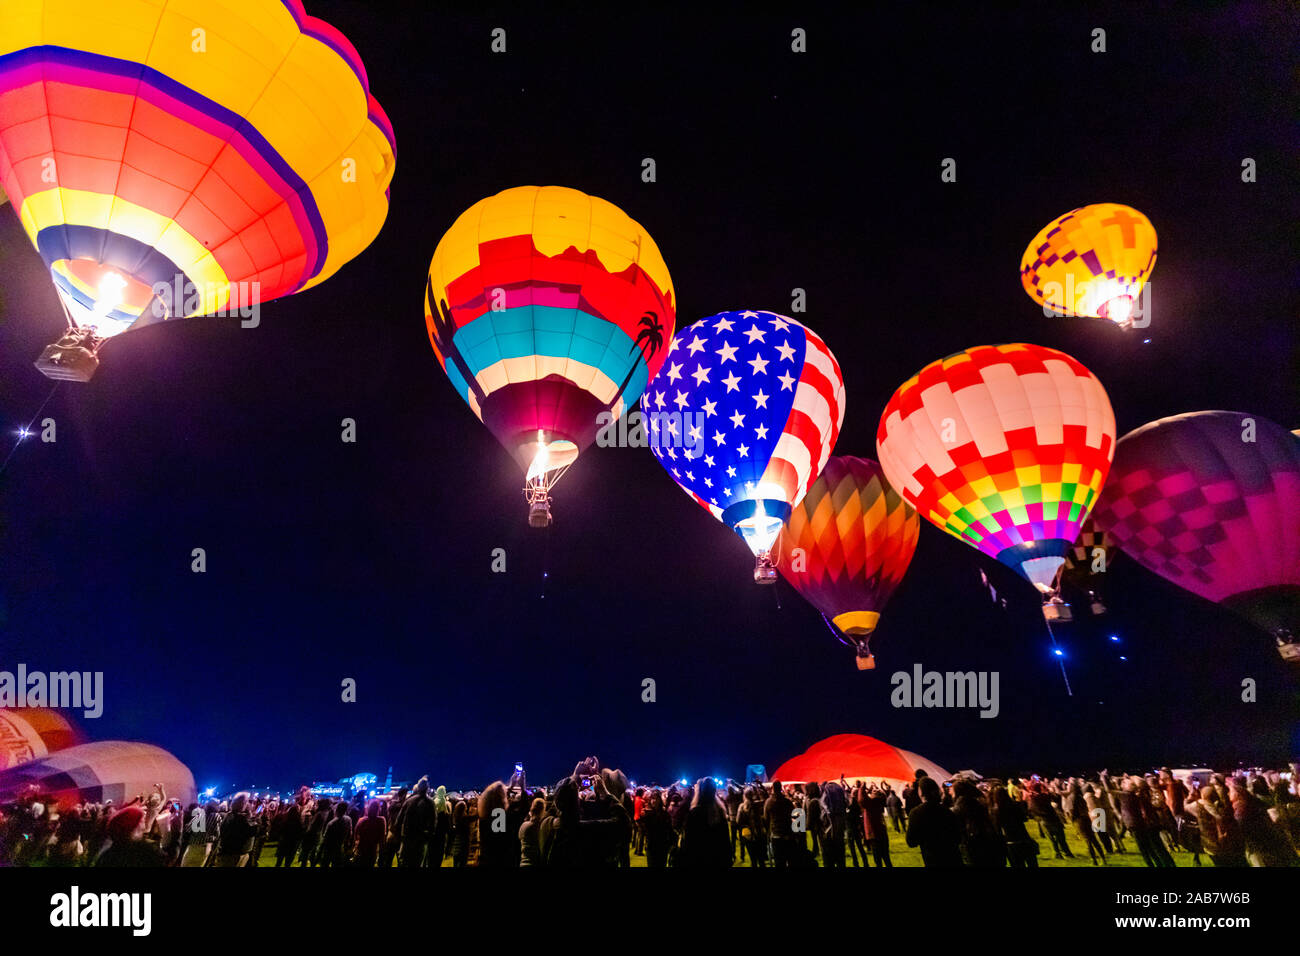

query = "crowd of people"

[2,757,1298,868]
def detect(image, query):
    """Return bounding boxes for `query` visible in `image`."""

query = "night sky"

[1,3,1296,793]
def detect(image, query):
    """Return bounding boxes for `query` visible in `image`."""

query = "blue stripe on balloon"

[1,45,328,288]
[451,305,646,398]
[51,271,137,324]
[37,224,196,305]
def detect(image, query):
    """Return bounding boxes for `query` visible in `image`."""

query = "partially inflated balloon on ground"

[1092,411,1300,659]
[425,185,675,528]
[0,708,80,770]
[772,734,950,791]
[642,310,845,583]
[773,456,919,668]
[0,740,195,809]
[0,0,395,379]
[876,343,1115,609]
[1020,204,1156,328]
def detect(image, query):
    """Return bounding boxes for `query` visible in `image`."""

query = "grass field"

[258,821,1197,868]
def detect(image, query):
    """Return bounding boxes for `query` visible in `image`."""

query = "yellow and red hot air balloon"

[876,344,1116,626]
[0,0,396,381]
[425,186,675,527]
[773,456,919,669]
[1020,203,1156,329]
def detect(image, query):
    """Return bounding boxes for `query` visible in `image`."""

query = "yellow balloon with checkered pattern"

[1020,204,1156,328]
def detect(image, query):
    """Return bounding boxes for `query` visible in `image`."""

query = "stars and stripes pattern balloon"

[642,310,845,560]
[876,343,1115,594]
[0,0,396,337]
[773,456,919,667]
[1020,203,1157,327]
[1091,410,1300,647]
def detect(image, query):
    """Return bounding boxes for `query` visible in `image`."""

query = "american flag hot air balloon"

[643,310,845,583]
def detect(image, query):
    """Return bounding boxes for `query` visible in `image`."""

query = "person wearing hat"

[93,805,165,867]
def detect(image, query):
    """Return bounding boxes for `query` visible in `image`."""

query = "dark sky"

[1,2,1297,792]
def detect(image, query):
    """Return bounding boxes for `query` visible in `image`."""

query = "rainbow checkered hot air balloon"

[425,186,675,527]
[0,0,396,381]
[1020,203,1157,329]
[773,456,919,669]
[643,310,845,583]
[876,344,1116,611]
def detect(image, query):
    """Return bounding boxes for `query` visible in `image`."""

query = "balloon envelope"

[0,708,80,770]
[643,310,845,559]
[0,0,395,336]
[1059,514,1118,612]
[0,740,196,809]
[425,185,675,491]
[773,456,918,661]
[1091,410,1300,641]
[876,343,1115,593]
[772,733,950,790]
[1020,203,1156,326]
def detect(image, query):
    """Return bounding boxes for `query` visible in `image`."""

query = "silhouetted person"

[764,782,797,869]
[905,778,964,867]
[353,800,386,867]
[398,777,435,867]
[94,806,165,867]
[677,778,732,868]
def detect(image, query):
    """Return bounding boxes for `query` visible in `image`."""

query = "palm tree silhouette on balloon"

[608,310,663,412]
[425,276,487,408]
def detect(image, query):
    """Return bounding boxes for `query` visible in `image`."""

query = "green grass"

[257,822,1198,868]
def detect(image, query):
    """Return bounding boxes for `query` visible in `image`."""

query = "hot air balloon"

[0,740,195,809]
[771,733,950,791]
[876,343,1115,637]
[0,0,396,381]
[1060,515,1117,615]
[773,456,919,669]
[1091,411,1300,661]
[643,310,845,582]
[0,707,80,770]
[1020,203,1157,329]
[424,186,675,527]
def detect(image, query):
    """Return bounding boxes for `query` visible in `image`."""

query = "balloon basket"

[527,498,552,529]
[855,650,876,671]
[1042,599,1073,623]
[35,329,101,382]
[753,552,777,585]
